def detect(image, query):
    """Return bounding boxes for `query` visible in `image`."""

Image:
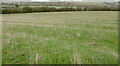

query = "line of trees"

[2,6,119,14]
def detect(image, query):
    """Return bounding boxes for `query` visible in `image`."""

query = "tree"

[15,3,19,7]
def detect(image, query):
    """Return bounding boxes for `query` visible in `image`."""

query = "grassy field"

[2,11,118,64]
[0,14,2,66]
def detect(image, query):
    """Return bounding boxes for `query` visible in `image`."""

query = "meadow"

[2,11,118,64]
[0,38,1,65]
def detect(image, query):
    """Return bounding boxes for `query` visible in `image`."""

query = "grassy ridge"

[2,11,118,64]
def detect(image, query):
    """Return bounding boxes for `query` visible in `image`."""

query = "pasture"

[2,11,118,64]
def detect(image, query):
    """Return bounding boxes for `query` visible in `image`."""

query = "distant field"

[2,11,118,64]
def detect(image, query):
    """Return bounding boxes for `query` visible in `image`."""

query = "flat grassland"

[2,11,118,64]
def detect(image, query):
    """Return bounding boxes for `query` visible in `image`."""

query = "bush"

[25,7,58,12]
[76,7,82,11]
[32,7,42,12]
[83,7,87,11]
[2,7,23,14]
[40,7,50,12]
[22,7,33,13]
[2,6,119,14]
[49,7,57,12]
[111,7,119,11]
[15,3,19,7]
[58,7,76,11]
[87,7,112,11]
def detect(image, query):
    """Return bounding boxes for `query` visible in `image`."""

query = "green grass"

[0,15,2,66]
[2,11,118,64]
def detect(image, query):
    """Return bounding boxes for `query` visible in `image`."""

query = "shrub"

[32,7,57,12]
[76,7,82,11]
[2,7,23,14]
[91,7,113,11]
[15,3,19,7]
[40,7,50,12]
[31,7,42,12]
[58,7,76,11]
[101,7,111,11]
[83,7,87,11]
[22,7,33,13]
[111,7,119,11]
[49,7,57,12]
[2,6,119,14]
